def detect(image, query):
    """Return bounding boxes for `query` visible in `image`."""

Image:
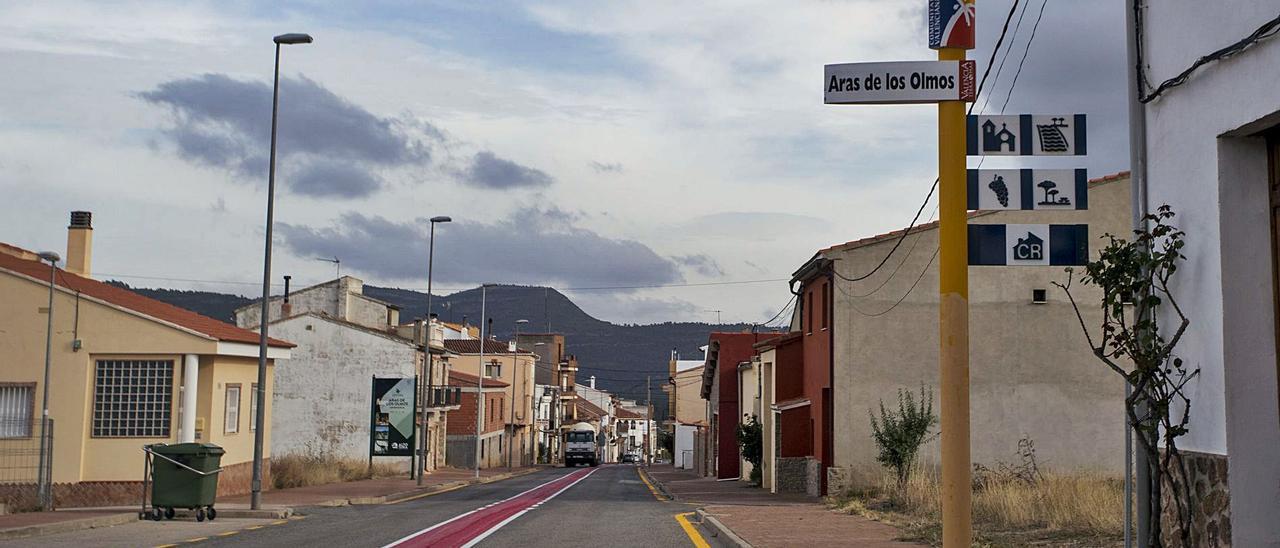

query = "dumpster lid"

[151,442,225,456]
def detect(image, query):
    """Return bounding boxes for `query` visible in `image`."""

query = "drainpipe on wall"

[180,354,198,443]
[1125,1,1150,546]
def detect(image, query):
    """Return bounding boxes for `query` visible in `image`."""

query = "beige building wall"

[0,272,277,483]
[673,366,706,426]
[830,176,1132,488]
[758,349,776,492]
[449,352,537,465]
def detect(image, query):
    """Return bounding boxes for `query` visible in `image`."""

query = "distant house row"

[672,173,1132,496]
[0,211,651,510]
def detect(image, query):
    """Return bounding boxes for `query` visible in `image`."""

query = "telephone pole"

[645,376,652,465]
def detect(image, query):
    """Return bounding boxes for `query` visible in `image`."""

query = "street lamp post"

[511,319,528,468]
[418,216,450,486]
[36,251,59,511]
[252,32,312,511]
[474,285,490,478]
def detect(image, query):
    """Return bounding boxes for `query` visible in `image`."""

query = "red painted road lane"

[385,467,598,548]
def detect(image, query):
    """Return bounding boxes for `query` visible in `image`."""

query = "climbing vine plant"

[1054,205,1197,548]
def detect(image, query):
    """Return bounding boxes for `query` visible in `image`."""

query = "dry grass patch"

[829,468,1125,547]
[272,453,403,489]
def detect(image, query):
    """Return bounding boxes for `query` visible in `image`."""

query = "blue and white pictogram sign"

[966,114,1088,156]
[969,224,1089,266]
[967,169,1088,211]
[929,0,976,50]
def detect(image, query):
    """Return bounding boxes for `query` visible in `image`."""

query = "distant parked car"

[621,454,640,463]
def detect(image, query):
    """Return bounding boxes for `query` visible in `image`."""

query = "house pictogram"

[1036,117,1070,152]
[982,120,1017,152]
[1012,232,1044,261]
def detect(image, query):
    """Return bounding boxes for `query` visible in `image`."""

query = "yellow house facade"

[0,214,291,508]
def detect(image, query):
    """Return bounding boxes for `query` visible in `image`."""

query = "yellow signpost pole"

[937,45,971,547]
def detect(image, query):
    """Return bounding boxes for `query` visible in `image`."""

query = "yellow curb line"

[270,520,288,526]
[216,531,238,537]
[154,544,180,548]
[637,468,669,501]
[676,512,711,548]
[184,538,207,543]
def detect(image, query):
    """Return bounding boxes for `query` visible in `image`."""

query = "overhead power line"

[1140,11,1280,102]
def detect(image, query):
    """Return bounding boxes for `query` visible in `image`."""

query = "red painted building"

[700,332,780,480]
[791,255,835,495]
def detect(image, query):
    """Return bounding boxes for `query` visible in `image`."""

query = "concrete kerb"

[637,467,674,501]
[0,512,136,541]
[695,507,752,548]
[324,468,543,507]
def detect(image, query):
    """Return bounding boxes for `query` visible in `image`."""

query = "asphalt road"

[193,465,704,548]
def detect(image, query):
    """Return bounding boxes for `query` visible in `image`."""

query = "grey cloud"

[140,73,555,196]
[672,254,724,277]
[572,293,701,325]
[589,161,623,173]
[462,151,554,189]
[278,207,682,288]
[290,159,383,198]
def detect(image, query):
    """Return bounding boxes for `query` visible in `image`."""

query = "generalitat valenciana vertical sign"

[825,60,976,104]
[370,377,416,457]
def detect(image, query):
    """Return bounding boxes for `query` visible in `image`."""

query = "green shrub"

[868,385,938,489]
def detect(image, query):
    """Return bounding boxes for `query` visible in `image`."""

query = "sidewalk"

[645,466,923,548]
[0,466,540,541]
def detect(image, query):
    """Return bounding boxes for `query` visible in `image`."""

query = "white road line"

[381,469,589,548]
[460,467,599,548]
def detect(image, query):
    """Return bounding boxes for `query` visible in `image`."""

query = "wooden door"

[1268,130,1280,420]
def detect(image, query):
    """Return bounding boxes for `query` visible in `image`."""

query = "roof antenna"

[315,256,340,279]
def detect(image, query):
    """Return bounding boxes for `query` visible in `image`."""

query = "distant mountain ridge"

[106,281,775,416]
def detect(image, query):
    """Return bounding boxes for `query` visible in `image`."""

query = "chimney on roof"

[65,211,92,277]
[589,375,596,390]
[282,275,293,317]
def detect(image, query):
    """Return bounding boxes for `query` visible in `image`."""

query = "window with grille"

[0,384,34,438]
[225,384,241,434]
[93,360,173,438]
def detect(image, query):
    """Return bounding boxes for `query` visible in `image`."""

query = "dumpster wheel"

[207,506,217,521]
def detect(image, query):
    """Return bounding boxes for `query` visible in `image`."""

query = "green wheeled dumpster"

[143,443,224,522]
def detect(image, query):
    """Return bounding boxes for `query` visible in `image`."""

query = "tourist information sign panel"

[966,114,1087,156]
[370,376,416,457]
[969,224,1089,266]
[825,60,976,104]
[967,169,1088,211]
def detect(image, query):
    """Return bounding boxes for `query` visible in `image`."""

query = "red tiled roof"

[0,249,293,348]
[819,170,1131,255]
[443,339,526,355]
[447,370,509,388]
[575,398,607,419]
[614,407,643,419]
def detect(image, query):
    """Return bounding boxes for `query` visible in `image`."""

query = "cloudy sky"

[0,0,1128,325]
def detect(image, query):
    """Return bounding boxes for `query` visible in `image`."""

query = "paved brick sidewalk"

[645,466,922,547]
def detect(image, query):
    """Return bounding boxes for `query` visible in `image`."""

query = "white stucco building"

[1139,5,1280,545]
[235,277,455,472]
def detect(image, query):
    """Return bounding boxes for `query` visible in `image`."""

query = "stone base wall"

[776,456,821,497]
[805,457,823,497]
[827,466,854,496]
[1161,449,1231,547]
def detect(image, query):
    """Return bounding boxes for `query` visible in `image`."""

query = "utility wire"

[979,0,1030,114]
[846,247,939,318]
[1141,12,1280,102]
[1000,0,1049,113]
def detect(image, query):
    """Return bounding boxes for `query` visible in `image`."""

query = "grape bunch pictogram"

[988,174,1009,207]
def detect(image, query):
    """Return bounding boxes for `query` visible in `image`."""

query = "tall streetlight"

[36,251,59,511]
[511,319,529,468]
[474,284,491,478]
[417,215,450,486]
[252,31,312,511]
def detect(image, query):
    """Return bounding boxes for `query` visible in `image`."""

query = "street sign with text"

[967,169,1088,211]
[966,114,1087,156]
[825,60,976,105]
[968,224,1089,266]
